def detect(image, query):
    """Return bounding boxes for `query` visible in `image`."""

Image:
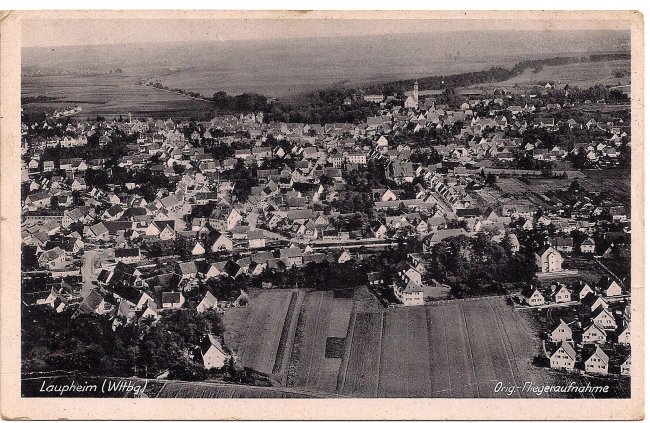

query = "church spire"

[413,80,419,104]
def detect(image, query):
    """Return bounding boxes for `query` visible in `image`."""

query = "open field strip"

[222,289,294,375]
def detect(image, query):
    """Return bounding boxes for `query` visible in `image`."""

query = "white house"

[582,323,608,344]
[196,291,219,313]
[200,334,230,369]
[584,346,609,374]
[393,279,424,306]
[549,341,576,371]
[521,286,544,306]
[549,319,573,343]
[535,246,563,273]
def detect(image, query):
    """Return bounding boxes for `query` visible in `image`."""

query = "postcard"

[0,9,643,420]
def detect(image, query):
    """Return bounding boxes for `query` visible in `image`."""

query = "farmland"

[223,288,557,398]
[336,298,554,398]
[287,290,354,392]
[221,289,295,376]
[474,59,631,89]
[22,74,214,119]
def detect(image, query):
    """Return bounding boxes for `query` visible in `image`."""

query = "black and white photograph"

[0,8,644,420]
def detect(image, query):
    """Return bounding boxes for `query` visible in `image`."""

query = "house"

[591,307,616,330]
[521,285,545,306]
[200,334,230,369]
[145,220,176,240]
[535,246,563,273]
[576,282,594,300]
[227,208,243,230]
[77,289,111,315]
[549,341,576,371]
[279,248,303,267]
[178,261,198,280]
[191,241,206,256]
[211,233,234,252]
[370,221,387,239]
[337,250,352,264]
[393,279,424,306]
[248,230,266,249]
[162,291,185,309]
[582,292,608,312]
[620,355,631,376]
[582,323,608,344]
[114,248,141,264]
[584,345,609,374]
[38,247,66,269]
[196,291,219,313]
[580,238,596,254]
[549,236,573,253]
[549,284,572,303]
[549,319,573,343]
[617,324,631,344]
[596,277,623,297]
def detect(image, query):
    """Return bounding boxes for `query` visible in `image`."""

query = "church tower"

[413,80,419,105]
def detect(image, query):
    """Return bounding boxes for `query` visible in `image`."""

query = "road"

[80,248,113,296]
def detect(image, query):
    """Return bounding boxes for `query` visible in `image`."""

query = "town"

[21,76,632,396]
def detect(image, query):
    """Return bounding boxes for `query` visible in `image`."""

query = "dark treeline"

[370,56,587,94]
[590,52,631,62]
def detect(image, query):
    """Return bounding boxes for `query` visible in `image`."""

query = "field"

[221,289,295,376]
[287,290,354,392]
[22,74,214,119]
[154,380,337,398]
[223,288,562,398]
[580,169,631,209]
[337,299,555,398]
[475,59,631,89]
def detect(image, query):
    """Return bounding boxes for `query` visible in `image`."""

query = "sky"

[21,14,632,48]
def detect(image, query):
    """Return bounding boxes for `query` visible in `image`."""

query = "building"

[114,248,141,264]
[582,323,608,344]
[535,246,563,273]
[548,284,572,303]
[521,286,544,306]
[200,334,230,369]
[196,291,219,313]
[580,238,596,254]
[584,346,609,374]
[620,355,631,376]
[162,291,185,309]
[596,277,623,297]
[591,307,617,330]
[549,341,576,371]
[549,319,573,343]
[393,279,424,306]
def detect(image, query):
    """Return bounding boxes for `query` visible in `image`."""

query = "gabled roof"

[178,261,197,275]
[587,345,609,364]
[552,341,576,361]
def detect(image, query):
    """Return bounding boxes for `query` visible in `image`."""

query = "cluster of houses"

[21,81,630,334]
[519,276,630,377]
